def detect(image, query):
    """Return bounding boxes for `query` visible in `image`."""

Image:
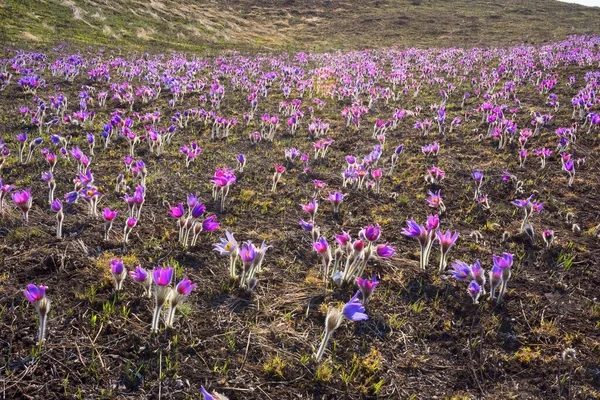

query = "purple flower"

[191,203,206,219]
[126,217,137,228]
[426,214,439,231]
[240,242,257,263]
[376,243,395,258]
[356,276,379,304]
[51,199,62,212]
[176,277,196,295]
[300,199,318,218]
[312,237,329,254]
[24,284,47,303]
[449,260,471,280]
[472,171,484,181]
[402,220,428,247]
[103,207,118,221]
[202,215,219,231]
[299,219,313,231]
[493,253,513,269]
[12,189,32,210]
[335,230,351,247]
[129,265,148,282]
[111,258,125,275]
[342,292,368,321]
[436,230,459,253]
[362,224,381,242]
[468,281,481,304]
[64,191,79,203]
[153,266,174,286]
[169,203,185,218]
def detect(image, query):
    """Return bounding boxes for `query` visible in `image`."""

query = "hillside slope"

[1,0,600,52]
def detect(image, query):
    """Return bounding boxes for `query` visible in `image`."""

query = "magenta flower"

[436,230,459,273]
[356,276,379,304]
[300,199,318,218]
[362,224,381,242]
[176,277,196,295]
[376,243,395,258]
[168,203,185,218]
[327,191,347,214]
[151,266,174,332]
[24,284,51,345]
[24,284,47,303]
[103,207,118,221]
[312,237,329,254]
[202,215,220,231]
[153,266,174,287]
[12,189,32,222]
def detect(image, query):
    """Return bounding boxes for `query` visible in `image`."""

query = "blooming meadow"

[0,36,599,398]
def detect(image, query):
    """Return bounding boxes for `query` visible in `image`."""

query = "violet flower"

[402,219,429,271]
[213,231,240,279]
[110,258,127,291]
[166,277,196,327]
[436,230,459,273]
[327,191,347,215]
[151,266,174,332]
[103,207,119,241]
[314,292,368,362]
[468,281,481,304]
[356,276,379,304]
[129,265,152,298]
[24,284,51,345]
[12,189,32,222]
[51,199,63,239]
[493,253,513,303]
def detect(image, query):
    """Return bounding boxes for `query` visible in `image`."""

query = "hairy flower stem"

[314,331,332,362]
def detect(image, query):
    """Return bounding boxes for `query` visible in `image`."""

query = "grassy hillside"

[0,0,600,52]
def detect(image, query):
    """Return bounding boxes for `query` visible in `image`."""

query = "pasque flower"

[314,292,368,362]
[103,207,119,241]
[110,258,127,291]
[129,265,153,297]
[492,253,513,303]
[468,281,481,304]
[327,191,346,215]
[436,230,459,273]
[356,276,379,304]
[166,277,196,327]
[12,189,32,222]
[151,266,174,332]
[51,199,63,239]
[402,219,430,271]
[213,231,240,279]
[24,284,51,345]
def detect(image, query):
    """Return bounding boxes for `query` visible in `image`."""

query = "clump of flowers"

[167,194,219,247]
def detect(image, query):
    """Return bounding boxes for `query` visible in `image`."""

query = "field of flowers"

[0,36,599,399]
